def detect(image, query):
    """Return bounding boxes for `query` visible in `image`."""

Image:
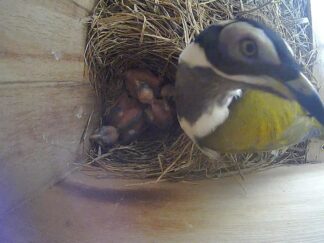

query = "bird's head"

[178,18,324,125]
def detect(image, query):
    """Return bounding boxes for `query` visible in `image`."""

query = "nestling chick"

[160,84,176,99]
[119,115,147,144]
[137,83,154,104]
[104,92,148,145]
[145,99,175,129]
[125,69,161,100]
[90,126,119,148]
[105,93,143,130]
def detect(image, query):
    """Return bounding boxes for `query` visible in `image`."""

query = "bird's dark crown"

[194,18,301,81]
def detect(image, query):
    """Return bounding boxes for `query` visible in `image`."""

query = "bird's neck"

[176,64,240,139]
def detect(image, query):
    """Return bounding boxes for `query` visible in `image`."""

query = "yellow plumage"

[200,90,321,153]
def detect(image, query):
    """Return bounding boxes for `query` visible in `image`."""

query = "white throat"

[179,89,241,140]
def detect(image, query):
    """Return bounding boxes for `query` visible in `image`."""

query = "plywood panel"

[0,0,96,82]
[307,0,324,163]
[0,0,97,215]
[1,164,324,242]
[0,83,96,217]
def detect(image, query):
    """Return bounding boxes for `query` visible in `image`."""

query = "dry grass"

[84,0,316,180]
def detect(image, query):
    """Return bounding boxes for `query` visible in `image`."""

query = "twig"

[79,110,94,144]
[237,0,274,16]
[240,0,245,11]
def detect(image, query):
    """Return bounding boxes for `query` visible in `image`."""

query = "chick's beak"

[284,73,324,125]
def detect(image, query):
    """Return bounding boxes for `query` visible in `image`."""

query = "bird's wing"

[199,89,320,153]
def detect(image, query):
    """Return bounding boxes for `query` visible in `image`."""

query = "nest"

[84,0,316,180]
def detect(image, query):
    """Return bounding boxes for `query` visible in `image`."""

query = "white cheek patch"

[179,42,211,67]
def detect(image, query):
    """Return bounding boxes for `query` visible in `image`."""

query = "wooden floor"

[1,164,324,243]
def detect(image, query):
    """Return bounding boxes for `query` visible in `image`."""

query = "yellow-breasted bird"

[175,18,324,157]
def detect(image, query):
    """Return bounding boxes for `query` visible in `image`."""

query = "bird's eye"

[240,39,257,57]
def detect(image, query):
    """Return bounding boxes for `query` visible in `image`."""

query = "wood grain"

[2,164,324,242]
[0,0,96,82]
[0,0,97,215]
[0,83,96,217]
[307,0,324,163]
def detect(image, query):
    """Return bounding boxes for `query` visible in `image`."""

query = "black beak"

[285,73,324,125]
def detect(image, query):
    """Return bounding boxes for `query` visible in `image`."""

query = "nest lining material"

[84,0,316,180]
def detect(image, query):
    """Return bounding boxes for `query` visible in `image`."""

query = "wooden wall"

[0,0,97,216]
[307,0,324,163]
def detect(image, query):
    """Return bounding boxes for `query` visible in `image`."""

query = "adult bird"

[175,18,324,157]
